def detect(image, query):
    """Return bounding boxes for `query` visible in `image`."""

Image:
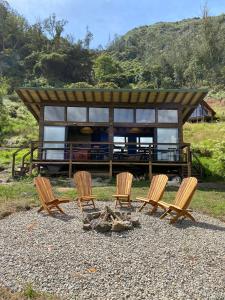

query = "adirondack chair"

[136,174,168,214]
[113,172,133,208]
[74,171,96,211]
[34,177,71,215]
[158,177,198,224]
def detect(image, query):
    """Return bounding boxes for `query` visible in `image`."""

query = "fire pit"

[83,206,140,233]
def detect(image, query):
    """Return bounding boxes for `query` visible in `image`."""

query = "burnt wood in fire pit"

[83,206,140,233]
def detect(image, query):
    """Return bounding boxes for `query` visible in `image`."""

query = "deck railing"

[29,141,191,163]
[11,141,191,178]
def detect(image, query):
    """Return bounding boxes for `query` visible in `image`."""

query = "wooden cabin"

[188,100,216,122]
[14,87,208,179]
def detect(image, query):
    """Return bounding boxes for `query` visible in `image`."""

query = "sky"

[7,0,225,48]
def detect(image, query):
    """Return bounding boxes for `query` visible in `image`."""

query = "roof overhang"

[15,87,208,123]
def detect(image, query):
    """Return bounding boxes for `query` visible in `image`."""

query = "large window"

[158,109,178,123]
[89,108,109,122]
[157,128,179,161]
[44,106,65,121]
[136,109,155,123]
[114,108,133,123]
[43,126,65,160]
[67,107,87,122]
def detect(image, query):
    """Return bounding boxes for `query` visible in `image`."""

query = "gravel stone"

[0,201,225,300]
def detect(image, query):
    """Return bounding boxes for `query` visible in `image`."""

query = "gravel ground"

[0,201,225,300]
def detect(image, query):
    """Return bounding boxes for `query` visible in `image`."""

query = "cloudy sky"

[7,0,225,48]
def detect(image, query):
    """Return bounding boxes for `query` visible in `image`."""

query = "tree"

[94,54,122,83]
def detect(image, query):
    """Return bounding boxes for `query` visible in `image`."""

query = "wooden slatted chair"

[113,172,133,208]
[34,177,71,215]
[74,171,96,211]
[158,177,198,224]
[136,174,168,214]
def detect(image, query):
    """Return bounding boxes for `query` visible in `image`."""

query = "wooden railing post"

[69,143,72,178]
[12,153,16,178]
[148,144,153,181]
[187,145,192,177]
[29,142,33,176]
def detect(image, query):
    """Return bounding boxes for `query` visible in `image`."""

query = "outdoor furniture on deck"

[74,171,96,211]
[158,177,198,224]
[113,172,133,208]
[34,177,71,215]
[137,174,168,214]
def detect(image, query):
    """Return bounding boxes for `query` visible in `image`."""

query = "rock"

[93,221,112,233]
[85,211,101,221]
[83,224,92,231]
[111,220,133,232]
[131,218,141,227]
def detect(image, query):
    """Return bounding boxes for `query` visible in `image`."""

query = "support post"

[109,160,112,178]
[29,142,33,176]
[149,161,153,181]
[187,145,191,177]
[12,153,16,178]
[69,143,72,178]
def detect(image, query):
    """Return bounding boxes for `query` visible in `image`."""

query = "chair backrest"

[116,172,133,195]
[174,177,198,209]
[34,177,55,204]
[74,171,92,197]
[147,174,168,202]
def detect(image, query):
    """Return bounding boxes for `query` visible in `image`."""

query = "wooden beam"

[72,91,78,102]
[144,91,150,103]
[82,91,87,102]
[63,91,69,102]
[128,91,132,103]
[44,90,51,101]
[153,92,159,103]
[54,91,61,101]
[137,92,141,103]
[36,90,44,102]
[92,91,96,102]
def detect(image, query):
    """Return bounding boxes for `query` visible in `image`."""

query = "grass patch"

[0,284,60,299]
[0,179,224,220]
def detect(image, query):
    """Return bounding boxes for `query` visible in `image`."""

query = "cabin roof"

[15,87,208,123]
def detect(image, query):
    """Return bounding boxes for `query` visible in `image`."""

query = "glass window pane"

[89,108,109,122]
[43,126,65,160]
[114,108,133,123]
[67,107,87,122]
[157,128,178,161]
[44,106,65,121]
[158,110,178,123]
[136,109,155,123]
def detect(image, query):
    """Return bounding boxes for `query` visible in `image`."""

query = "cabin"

[14,87,208,179]
[188,100,216,122]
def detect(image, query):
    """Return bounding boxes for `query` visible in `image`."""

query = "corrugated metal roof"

[16,87,208,123]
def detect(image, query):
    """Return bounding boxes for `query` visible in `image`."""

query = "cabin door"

[43,126,65,160]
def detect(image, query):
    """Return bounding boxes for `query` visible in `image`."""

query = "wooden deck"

[12,141,192,179]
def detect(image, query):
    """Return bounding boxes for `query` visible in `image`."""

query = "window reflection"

[114,108,133,123]
[44,106,65,121]
[67,107,87,122]
[136,109,155,123]
[158,110,178,123]
[89,108,109,122]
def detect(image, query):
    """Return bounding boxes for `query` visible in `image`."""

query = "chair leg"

[184,211,196,222]
[138,202,147,212]
[77,199,83,212]
[160,208,171,219]
[38,206,44,213]
[149,205,158,215]
[92,200,96,209]
[55,204,65,214]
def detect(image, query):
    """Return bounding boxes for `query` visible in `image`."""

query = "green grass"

[0,179,225,220]
[0,284,61,299]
